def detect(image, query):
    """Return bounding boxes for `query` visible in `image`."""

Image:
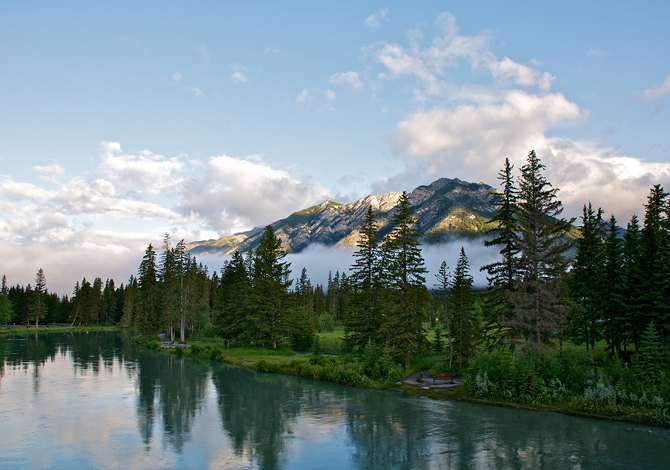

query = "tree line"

[2,149,669,369]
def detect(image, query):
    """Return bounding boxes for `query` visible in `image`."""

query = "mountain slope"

[186,177,501,256]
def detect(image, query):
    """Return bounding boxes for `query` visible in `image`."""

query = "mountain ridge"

[186,177,501,256]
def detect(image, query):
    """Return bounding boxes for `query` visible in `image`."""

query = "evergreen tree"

[30,268,47,327]
[380,191,429,366]
[120,276,138,328]
[482,157,520,289]
[346,205,383,350]
[601,214,625,355]
[0,293,13,325]
[641,185,670,339]
[1,275,7,294]
[159,234,180,340]
[621,214,645,352]
[136,244,159,334]
[450,248,475,367]
[250,226,292,349]
[511,150,574,351]
[217,251,252,342]
[433,261,454,366]
[568,203,605,362]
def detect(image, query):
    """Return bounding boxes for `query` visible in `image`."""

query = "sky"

[2,1,670,295]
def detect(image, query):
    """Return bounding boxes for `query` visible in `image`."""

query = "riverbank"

[133,334,669,427]
[0,324,121,335]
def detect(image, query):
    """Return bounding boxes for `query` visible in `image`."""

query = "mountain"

[186,177,501,256]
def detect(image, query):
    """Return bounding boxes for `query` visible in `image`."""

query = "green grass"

[0,324,121,335]
[316,327,344,354]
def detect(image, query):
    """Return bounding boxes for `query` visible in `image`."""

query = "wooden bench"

[432,373,453,384]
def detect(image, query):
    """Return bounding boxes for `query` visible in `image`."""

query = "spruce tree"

[30,268,47,327]
[511,150,574,352]
[250,225,292,349]
[621,214,645,352]
[601,214,625,355]
[346,205,383,350]
[433,261,455,366]
[380,191,429,367]
[450,248,475,367]
[569,203,605,362]
[137,244,159,334]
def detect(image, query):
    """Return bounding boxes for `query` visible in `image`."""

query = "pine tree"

[250,225,292,349]
[511,150,574,352]
[137,244,159,334]
[346,205,383,350]
[216,251,251,342]
[621,215,645,352]
[451,248,475,367]
[568,203,605,362]
[30,268,47,327]
[601,214,625,355]
[380,191,429,367]
[641,185,670,339]
[433,261,454,366]
[159,234,180,340]
[482,157,520,290]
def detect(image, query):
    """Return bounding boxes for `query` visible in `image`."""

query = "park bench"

[431,373,453,384]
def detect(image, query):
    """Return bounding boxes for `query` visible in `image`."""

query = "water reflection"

[212,365,304,469]
[1,332,670,470]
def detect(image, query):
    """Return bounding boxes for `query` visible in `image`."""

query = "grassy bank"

[0,324,121,335]
[134,332,669,427]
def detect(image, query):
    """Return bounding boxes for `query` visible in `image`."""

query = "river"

[0,331,668,469]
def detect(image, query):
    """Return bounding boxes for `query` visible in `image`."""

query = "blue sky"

[2,1,670,293]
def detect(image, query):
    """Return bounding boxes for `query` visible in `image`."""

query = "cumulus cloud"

[372,11,552,99]
[364,8,389,30]
[179,154,331,234]
[329,71,363,93]
[33,164,65,183]
[641,74,670,101]
[389,89,670,219]
[100,142,185,193]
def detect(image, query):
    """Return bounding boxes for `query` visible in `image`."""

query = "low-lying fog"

[199,239,500,291]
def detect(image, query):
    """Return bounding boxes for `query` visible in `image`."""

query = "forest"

[2,150,670,423]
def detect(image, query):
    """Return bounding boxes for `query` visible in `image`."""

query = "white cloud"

[389,89,670,220]
[296,89,335,112]
[364,8,389,30]
[329,71,363,93]
[641,74,670,101]
[33,164,65,183]
[172,72,183,83]
[231,71,247,84]
[100,142,185,193]
[179,154,331,233]
[191,87,205,97]
[372,11,552,99]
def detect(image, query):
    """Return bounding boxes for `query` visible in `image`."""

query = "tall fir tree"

[345,205,383,350]
[380,191,429,367]
[30,268,47,327]
[137,244,159,334]
[568,203,605,362]
[250,226,292,349]
[450,248,476,367]
[511,150,574,351]
[601,214,625,355]
[433,261,454,366]
[621,214,645,352]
